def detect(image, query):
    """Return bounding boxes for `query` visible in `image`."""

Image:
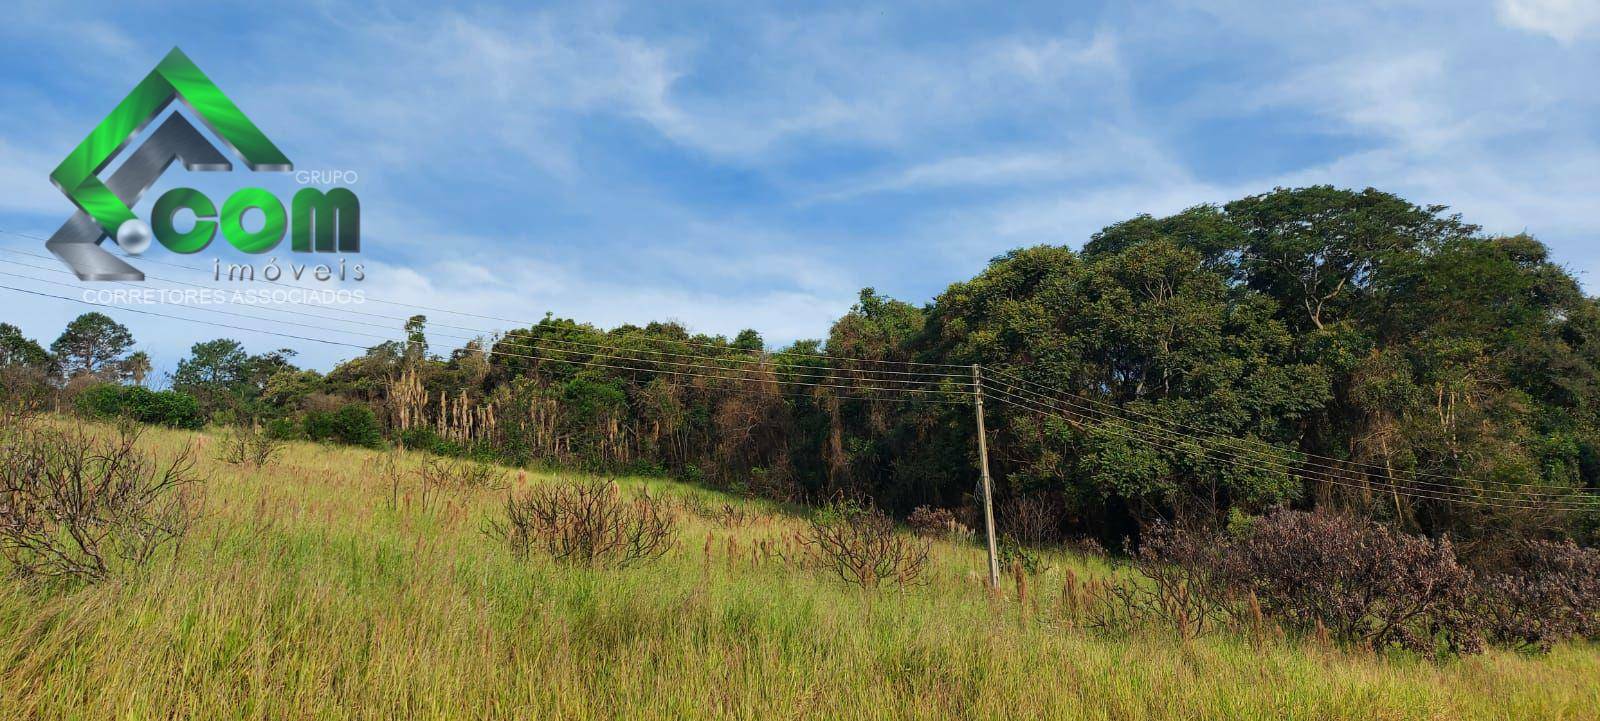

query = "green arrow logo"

[50,47,292,239]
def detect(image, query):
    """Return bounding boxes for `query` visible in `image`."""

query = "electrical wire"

[5,230,1591,510]
[978,381,1589,510]
[979,374,1592,502]
[0,260,964,389]
[0,249,969,383]
[0,282,972,406]
[980,376,1597,506]
[979,379,1598,511]
[983,364,1600,497]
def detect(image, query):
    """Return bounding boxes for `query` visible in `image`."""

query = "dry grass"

[0,419,1597,719]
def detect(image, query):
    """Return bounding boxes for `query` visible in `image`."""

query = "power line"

[0,261,964,389]
[978,381,1586,510]
[0,282,971,405]
[983,365,1599,498]
[980,377,1596,506]
[4,232,1591,512]
[979,379,1597,511]
[979,375,1591,502]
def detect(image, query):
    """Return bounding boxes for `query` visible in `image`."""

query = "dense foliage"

[75,384,205,430]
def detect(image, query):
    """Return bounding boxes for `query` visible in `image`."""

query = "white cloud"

[1497,0,1600,43]
[806,124,1187,203]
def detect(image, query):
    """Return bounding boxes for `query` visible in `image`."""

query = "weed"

[488,478,676,568]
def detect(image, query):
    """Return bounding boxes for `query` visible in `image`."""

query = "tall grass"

[1,422,1596,720]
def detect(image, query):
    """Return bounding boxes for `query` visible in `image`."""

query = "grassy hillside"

[2,422,1597,720]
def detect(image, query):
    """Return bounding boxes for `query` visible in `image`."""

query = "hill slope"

[1,423,1596,720]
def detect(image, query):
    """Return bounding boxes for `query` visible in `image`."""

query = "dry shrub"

[366,448,407,510]
[746,464,799,504]
[0,368,52,412]
[1081,512,1597,658]
[1079,527,1236,640]
[216,424,281,467]
[1187,510,1482,657]
[907,505,968,539]
[674,491,715,520]
[1477,540,1600,651]
[713,502,754,527]
[1067,535,1108,558]
[798,500,929,589]
[489,479,675,568]
[672,492,760,528]
[689,498,753,527]
[420,456,509,491]
[1000,495,1062,546]
[0,417,200,584]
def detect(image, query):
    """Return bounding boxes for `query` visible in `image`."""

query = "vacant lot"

[2,422,1597,720]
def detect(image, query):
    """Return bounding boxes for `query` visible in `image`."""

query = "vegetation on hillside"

[1,420,1596,719]
[6,184,1600,721]
[7,187,1596,555]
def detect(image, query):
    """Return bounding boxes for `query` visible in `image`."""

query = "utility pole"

[972,364,1001,589]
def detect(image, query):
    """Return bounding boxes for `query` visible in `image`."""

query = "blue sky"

[1,0,1598,377]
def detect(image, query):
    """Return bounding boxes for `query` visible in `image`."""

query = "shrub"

[396,426,468,457]
[1086,525,1246,640]
[1000,495,1062,546]
[263,416,303,441]
[746,465,799,502]
[75,384,203,429]
[999,534,1049,575]
[1202,510,1482,657]
[303,403,383,448]
[419,455,508,491]
[366,447,406,511]
[1091,513,1596,657]
[0,366,52,409]
[1477,540,1600,651]
[398,426,445,453]
[0,417,199,584]
[216,424,282,467]
[798,500,930,589]
[488,479,675,568]
[907,505,968,539]
[713,502,754,527]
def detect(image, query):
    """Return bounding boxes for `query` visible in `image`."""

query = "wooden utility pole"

[972,364,1001,589]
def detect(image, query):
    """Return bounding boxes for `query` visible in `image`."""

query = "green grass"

[2,422,1598,719]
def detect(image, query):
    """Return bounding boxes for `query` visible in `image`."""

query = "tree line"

[4,186,1597,553]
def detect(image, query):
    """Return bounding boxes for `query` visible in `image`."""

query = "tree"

[1224,186,1477,331]
[0,323,48,369]
[732,329,764,352]
[172,339,249,391]
[171,340,298,416]
[50,313,133,379]
[241,348,299,394]
[121,351,152,386]
[914,238,1329,531]
[404,315,428,364]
